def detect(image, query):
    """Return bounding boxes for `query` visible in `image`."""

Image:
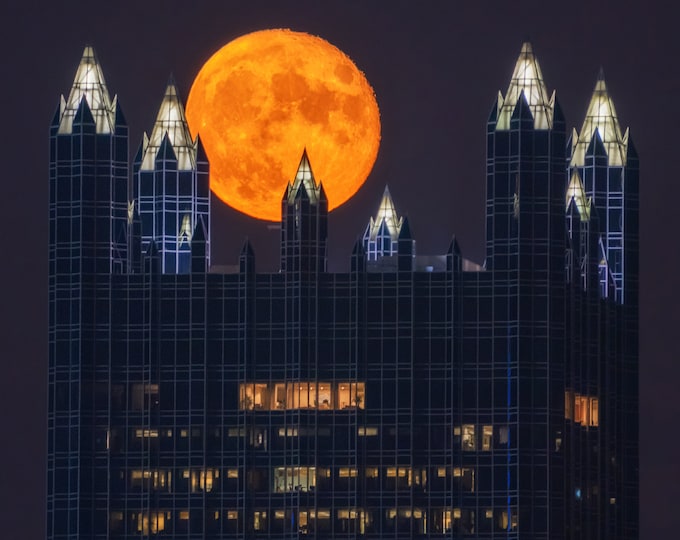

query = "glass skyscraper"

[47,44,638,540]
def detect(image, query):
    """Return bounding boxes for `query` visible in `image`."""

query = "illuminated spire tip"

[288,149,321,204]
[566,170,591,221]
[497,42,554,130]
[570,71,627,167]
[58,46,116,134]
[141,78,196,171]
[367,186,403,241]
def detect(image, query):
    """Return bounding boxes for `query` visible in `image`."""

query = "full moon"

[185,29,381,222]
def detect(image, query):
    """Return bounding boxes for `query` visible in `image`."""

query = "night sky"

[1,1,676,538]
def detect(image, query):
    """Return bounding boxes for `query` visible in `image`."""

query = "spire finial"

[58,46,116,134]
[140,76,196,170]
[597,66,606,82]
[566,170,591,221]
[361,185,405,261]
[287,149,320,204]
[370,185,403,240]
[570,70,627,167]
[496,42,553,130]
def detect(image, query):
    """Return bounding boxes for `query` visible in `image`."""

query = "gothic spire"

[140,78,196,170]
[58,46,117,134]
[497,42,554,130]
[570,70,627,167]
[565,169,591,221]
[366,186,403,242]
[287,149,321,204]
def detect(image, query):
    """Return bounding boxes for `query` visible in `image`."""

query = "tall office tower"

[565,73,639,540]
[484,42,568,539]
[47,43,638,540]
[133,80,210,274]
[47,46,128,539]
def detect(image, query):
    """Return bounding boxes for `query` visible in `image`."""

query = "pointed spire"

[497,42,554,130]
[565,170,591,221]
[240,238,255,257]
[367,186,403,242]
[447,235,461,257]
[239,238,256,274]
[73,96,96,128]
[156,133,178,163]
[58,46,116,134]
[446,236,462,272]
[287,149,321,204]
[570,70,627,166]
[351,239,367,273]
[190,216,208,274]
[397,216,415,271]
[398,216,413,240]
[141,78,196,170]
[362,186,405,261]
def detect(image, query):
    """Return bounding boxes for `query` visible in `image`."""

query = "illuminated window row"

[269,465,474,492]
[111,509,239,535]
[132,428,200,438]
[113,506,515,535]
[454,424,508,451]
[240,382,365,410]
[253,508,372,534]
[404,508,516,534]
[124,464,475,495]
[131,424,378,441]
[126,467,238,493]
[565,390,599,426]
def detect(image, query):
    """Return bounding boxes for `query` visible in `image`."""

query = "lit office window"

[317,383,333,409]
[135,512,166,534]
[185,468,219,493]
[135,429,159,438]
[130,469,172,491]
[462,425,476,451]
[337,382,366,409]
[238,381,366,411]
[272,466,316,493]
[590,398,599,426]
[482,425,493,451]
[568,391,600,427]
[365,467,379,478]
[253,511,267,531]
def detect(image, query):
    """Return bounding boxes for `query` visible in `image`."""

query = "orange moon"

[185,29,381,222]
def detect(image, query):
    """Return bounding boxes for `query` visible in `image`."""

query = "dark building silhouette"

[47,44,638,540]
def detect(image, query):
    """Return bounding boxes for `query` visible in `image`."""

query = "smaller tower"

[362,186,404,261]
[569,70,637,304]
[280,150,328,275]
[565,169,602,292]
[134,79,210,274]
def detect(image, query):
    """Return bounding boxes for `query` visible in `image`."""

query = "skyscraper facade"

[47,44,638,540]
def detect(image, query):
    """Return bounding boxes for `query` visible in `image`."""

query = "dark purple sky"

[1,1,676,538]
